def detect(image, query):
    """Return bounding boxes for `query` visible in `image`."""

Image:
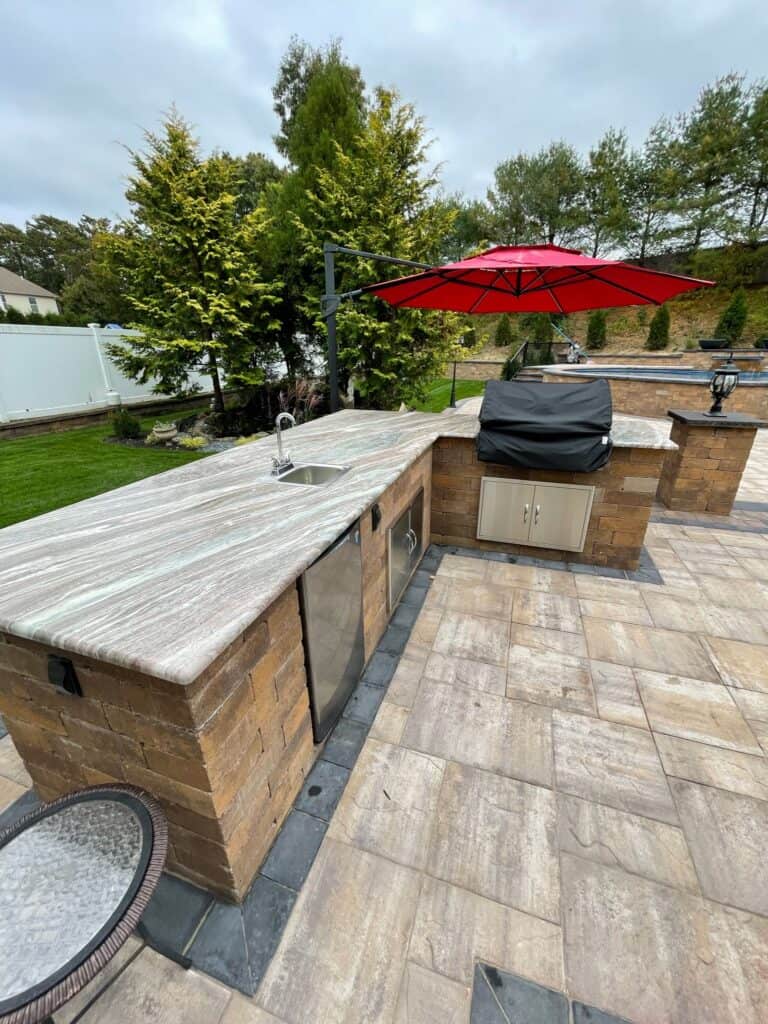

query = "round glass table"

[0,785,167,1024]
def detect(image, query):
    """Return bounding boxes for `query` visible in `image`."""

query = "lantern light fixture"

[706,353,739,417]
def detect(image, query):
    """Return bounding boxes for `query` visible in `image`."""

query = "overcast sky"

[2,0,767,227]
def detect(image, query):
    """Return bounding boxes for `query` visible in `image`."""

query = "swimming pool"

[560,366,768,383]
[540,365,768,419]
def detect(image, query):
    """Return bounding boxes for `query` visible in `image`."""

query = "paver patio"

[1,426,767,1023]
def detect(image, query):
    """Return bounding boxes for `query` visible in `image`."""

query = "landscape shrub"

[495,314,513,348]
[646,305,671,350]
[586,310,607,350]
[501,357,520,380]
[110,408,142,439]
[715,288,748,345]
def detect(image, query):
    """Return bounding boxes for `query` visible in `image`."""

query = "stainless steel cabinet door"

[388,489,425,609]
[477,478,536,544]
[409,490,424,564]
[300,523,365,741]
[529,483,594,552]
[388,504,412,609]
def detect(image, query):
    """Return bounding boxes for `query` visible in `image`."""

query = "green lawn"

[0,408,211,529]
[411,378,486,413]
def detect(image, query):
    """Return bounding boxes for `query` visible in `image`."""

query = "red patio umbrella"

[362,244,713,314]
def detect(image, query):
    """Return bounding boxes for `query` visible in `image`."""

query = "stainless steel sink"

[276,464,349,486]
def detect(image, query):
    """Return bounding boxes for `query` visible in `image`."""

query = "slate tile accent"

[186,900,253,993]
[378,624,411,654]
[362,651,399,687]
[240,876,297,989]
[295,758,350,821]
[409,569,434,590]
[140,873,213,965]
[0,788,41,831]
[185,876,296,995]
[470,963,568,1023]
[322,717,368,769]
[470,964,630,1024]
[343,681,386,724]
[400,584,427,609]
[391,602,420,629]
[260,810,327,890]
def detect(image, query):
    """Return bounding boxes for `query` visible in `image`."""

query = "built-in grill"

[476,379,613,473]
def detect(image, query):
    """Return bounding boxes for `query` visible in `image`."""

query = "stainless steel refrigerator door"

[300,523,365,742]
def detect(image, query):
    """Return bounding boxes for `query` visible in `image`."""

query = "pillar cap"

[667,409,767,429]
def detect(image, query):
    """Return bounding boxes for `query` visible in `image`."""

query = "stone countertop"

[0,408,673,686]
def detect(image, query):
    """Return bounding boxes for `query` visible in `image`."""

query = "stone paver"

[0,735,32,788]
[76,947,232,1024]
[258,839,420,1024]
[433,611,510,665]
[553,711,678,824]
[556,793,698,893]
[589,660,648,729]
[635,670,761,754]
[409,876,563,989]
[510,621,588,657]
[671,779,768,915]
[656,733,768,801]
[423,650,506,695]
[512,589,583,634]
[428,761,559,921]
[327,738,444,870]
[583,618,719,681]
[702,636,768,692]
[369,701,409,744]
[393,963,469,1024]
[562,854,768,1024]
[402,676,553,786]
[507,644,595,715]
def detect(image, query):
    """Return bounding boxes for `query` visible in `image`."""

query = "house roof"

[0,266,59,299]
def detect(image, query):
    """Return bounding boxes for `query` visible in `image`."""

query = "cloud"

[1,0,766,225]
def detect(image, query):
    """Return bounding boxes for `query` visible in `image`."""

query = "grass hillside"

[470,284,768,356]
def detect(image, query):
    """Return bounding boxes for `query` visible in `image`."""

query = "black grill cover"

[476,379,613,473]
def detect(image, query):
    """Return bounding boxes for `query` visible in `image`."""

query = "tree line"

[448,72,768,274]
[1,51,767,408]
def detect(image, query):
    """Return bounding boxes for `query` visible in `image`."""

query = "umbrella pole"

[449,360,457,408]
[323,243,341,413]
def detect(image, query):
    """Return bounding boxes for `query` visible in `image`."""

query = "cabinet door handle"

[523,503,529,523]
[409,528,418,553]
[534,504,541,525]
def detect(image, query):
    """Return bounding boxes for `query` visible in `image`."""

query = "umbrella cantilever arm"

[321,241,437,412]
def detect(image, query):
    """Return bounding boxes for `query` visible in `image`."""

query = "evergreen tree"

[624,120,680,263]
[582,128,633,256]
[586,310,607,350]
[103,112,281,411]
[715,287,749,344]
[645,305,671,350]
[265,38,367,376]
[294,88,464,409]
[675,74,748,248]
[495,314,513,348]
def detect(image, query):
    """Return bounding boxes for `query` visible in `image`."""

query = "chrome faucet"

[272,412,296,475]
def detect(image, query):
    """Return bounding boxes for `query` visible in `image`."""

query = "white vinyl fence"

[0,324,212,422]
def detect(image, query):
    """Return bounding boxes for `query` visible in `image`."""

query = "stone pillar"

[658,409,765,515]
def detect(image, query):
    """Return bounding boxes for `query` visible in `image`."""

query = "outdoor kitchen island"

[0,407,674,901]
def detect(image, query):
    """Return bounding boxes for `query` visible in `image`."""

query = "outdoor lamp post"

[706,354,740,416]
